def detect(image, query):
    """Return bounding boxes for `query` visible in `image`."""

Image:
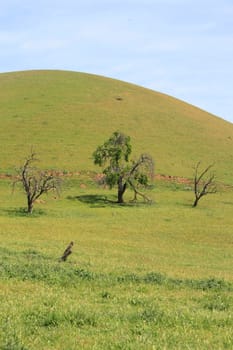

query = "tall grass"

[0,177,233,349]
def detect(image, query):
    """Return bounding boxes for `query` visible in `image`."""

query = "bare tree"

[14,151,62,214]
[193,161,217,207]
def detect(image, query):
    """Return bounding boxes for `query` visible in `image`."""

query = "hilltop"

[0,70,233,183]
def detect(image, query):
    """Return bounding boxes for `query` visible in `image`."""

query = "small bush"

[187,278,231,291]
[68,310,97,327]
[101,291,111,299]
[74,268,96,280]
[129,297,145,306]
[202,294,231,311]
[117,273,140,283]
[144,272,166,284]
[140,306,165,324]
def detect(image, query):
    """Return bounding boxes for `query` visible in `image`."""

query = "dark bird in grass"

[59,241,74,262]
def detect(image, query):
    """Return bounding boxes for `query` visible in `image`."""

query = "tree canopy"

[93,131,154,203]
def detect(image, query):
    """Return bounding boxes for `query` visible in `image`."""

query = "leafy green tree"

[93,131,154,203]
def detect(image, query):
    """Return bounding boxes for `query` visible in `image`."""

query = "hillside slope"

[0,70,233,183]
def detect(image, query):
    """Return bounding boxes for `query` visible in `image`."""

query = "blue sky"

[1,0,233,123]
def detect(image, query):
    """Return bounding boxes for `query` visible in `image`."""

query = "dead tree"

[59,241,74,262]
[193,161,217,207]
[14,151,62,214]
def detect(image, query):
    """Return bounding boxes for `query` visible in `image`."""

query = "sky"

[1,0,233,123]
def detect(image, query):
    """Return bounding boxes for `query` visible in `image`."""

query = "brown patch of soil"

[155,174,192,184]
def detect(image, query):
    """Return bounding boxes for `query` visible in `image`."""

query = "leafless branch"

[193,161,216,207]
[13,151,62,213]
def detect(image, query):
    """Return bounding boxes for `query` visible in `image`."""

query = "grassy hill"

[0,70,233,183]
[0,70,233,348]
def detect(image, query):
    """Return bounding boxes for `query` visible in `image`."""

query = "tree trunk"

[117,178,126,203]
[27,197,34,214]
[193,197,199,207]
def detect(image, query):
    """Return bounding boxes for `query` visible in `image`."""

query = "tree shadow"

[67,194,153,208]
[221,201,233,206]
[67,194,115,208]
[174,201,193,208]
[1,207,47,217]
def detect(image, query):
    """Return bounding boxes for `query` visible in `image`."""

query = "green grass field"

[0,70,233,349]
[0,177,232,349]
[0,70,233,182]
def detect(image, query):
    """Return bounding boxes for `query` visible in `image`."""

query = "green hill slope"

[0,70,233,183]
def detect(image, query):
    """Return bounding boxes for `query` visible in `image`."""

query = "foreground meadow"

[0,177,233,349]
